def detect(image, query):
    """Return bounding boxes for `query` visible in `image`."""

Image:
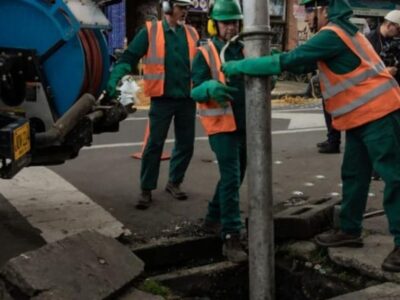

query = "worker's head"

[207,0,243,41]
[300,0,330,33]
[381,10,400,38]
[161,0,193,25]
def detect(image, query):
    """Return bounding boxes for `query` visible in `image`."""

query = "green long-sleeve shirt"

[192,37,246,133]
[280,29,360,74]
[117,19,191,98]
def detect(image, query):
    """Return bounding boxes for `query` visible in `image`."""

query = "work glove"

[221,54,282,77]
[191,80,238,108]
[106,63,132,98]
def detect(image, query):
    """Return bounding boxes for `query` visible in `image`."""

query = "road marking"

[126,109,324,122]
[83,127,326,150]
[273,112,325,129]
[0,167,130,243]
[125,116,149,121]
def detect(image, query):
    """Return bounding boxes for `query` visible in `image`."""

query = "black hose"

[35,93,96,147]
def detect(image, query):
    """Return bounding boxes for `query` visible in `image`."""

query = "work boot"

[222,233,248,263]
[382,247,400,272]
[201,219,221,235]
[136,190,152,210]
[316,140,329,148]
[318,143,340,154]
[315,230,363,248]
[165,182,188,200]
[371,170,381,181]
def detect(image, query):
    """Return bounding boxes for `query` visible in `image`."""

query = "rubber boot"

[165,182,188,200]
[382,247,400,272]
[315,230,363,247]
[222,233,247,263]
[318,143,340,154]
[136,190,152,210]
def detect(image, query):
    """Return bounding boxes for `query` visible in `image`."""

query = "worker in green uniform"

[191,0,247,262]
[106,0,199,209]
[222,0,400,272]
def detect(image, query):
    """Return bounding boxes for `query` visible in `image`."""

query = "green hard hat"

[210,0,243,21]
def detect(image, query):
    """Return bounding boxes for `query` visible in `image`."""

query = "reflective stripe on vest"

[185,25,199,67]
[317,24,400,130]
[197,40,237,136]
[198,106,234,117]
[143,20,198,98]
[320,61,386,99]
[330,79,398,117]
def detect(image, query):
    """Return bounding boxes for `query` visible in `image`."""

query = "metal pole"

[242,0,275,299]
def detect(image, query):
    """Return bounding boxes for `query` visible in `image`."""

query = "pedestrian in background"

[191,0,247,262]
[366,10,400,81]
[222,0,400,272]
[366,10,400,180]
[310,74,342,154]
[106,0,199,209]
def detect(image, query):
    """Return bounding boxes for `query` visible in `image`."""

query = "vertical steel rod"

[242,0,275,299]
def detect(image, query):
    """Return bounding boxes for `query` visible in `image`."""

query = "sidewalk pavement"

[272,80,310,99]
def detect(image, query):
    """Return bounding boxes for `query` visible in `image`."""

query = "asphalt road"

[0,102,386,267]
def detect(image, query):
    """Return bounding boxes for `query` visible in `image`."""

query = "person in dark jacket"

[366,10,400,82]
[366,10,400,180]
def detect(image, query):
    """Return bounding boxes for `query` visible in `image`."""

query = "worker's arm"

[106,27,149,97]
[191,50,237,107]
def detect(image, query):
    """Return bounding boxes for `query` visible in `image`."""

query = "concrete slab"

[0,167,130,242]
[328,282,400,300]
[0,231,144,299]
[275,197,340,239]
[328,234,400,283]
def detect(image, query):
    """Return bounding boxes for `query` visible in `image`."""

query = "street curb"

[328,282,400,300]
[148,260,247,297]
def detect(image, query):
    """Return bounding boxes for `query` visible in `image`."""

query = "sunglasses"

[305,6,323,13]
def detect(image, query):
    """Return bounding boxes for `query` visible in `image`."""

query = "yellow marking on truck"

[13,123,30,160]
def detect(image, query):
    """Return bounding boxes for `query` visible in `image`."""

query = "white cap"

[385,10,400,25]
[172,0,193,6]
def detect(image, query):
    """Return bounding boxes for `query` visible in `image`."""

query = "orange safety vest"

[318,23,400,131]
[142,20,199,98]
[197,40,236,136]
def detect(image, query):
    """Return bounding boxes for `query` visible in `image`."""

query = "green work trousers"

[206,131,246,236]
[140,98,196,190]
[340,111,400,246]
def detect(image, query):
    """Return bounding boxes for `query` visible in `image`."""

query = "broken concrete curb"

[328,282,400,300]
[329,234,400,283]
[0,230,144,299]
